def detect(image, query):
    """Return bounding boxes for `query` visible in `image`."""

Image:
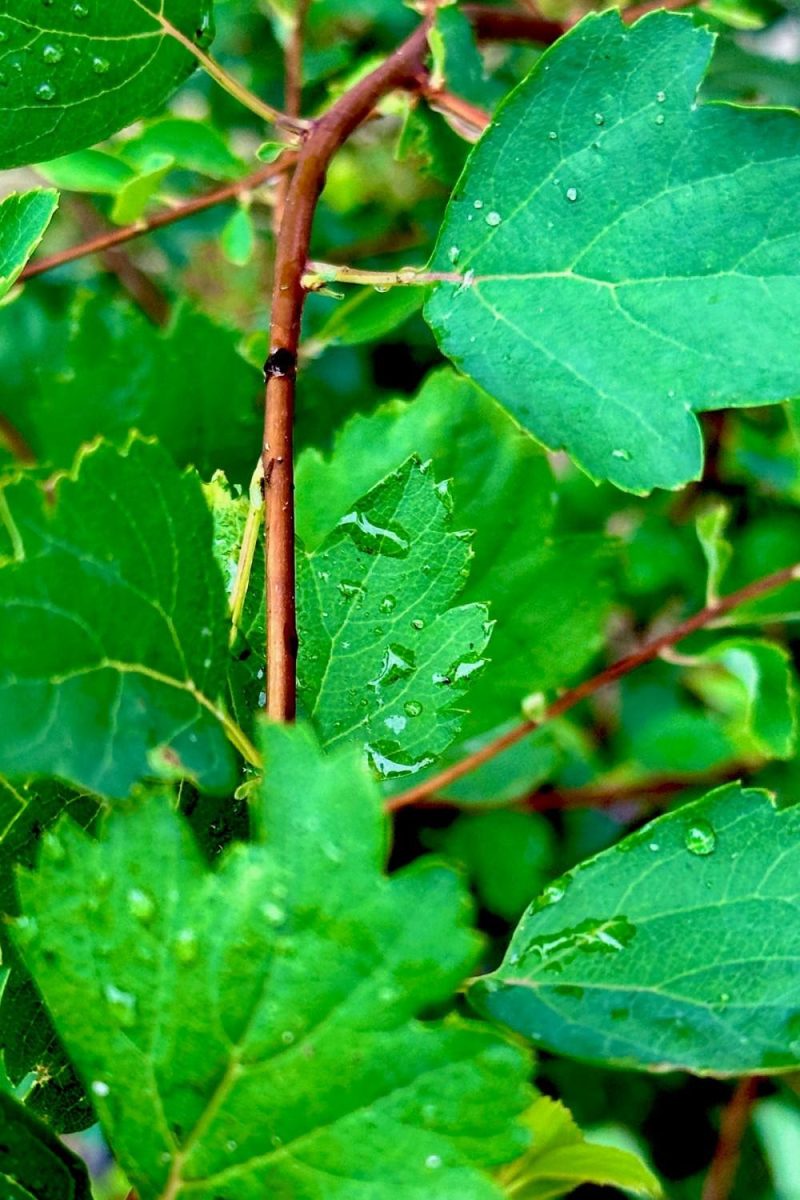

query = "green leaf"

[697,638,797,759]
[0,779,98,1130]
[120,116,245,180]
[297,458,492,778]
[470,783,800,1075]
[4,293,261,487]
[696,501,733,604]
[36,149,135,195]
[0,436,240,797]
[311,284,427,349]
[296,369,614,732]
[220,205,256,266]
[496,1096,662,1199]
[0,191,58,298]
[429,810,556,921]
[17,722,533,1199]
[110,153,174,224]
[0,1,213,169]
[425,11,800,493]
[0,1049,92,1200]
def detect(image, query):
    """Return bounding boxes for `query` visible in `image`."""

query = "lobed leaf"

[0,437,239,797]
[16,722,533,1199]
[471,783,800,1075]
[297,457,492,778]
[426,11,800,493]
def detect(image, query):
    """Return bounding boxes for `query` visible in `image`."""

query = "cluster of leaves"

[2,0,800,1198]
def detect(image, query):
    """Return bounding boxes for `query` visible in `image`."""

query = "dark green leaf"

[0,1,213,168]
[426,11,800,493]
[471,783,800,1075]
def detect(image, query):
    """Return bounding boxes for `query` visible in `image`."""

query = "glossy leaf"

[0,437,238,797]
[17,723,532,1199]
[471,784,800,1074]
[426,11,800,493]
[0,1,213,168]
[297,458,491,778]
[0,191,57,298]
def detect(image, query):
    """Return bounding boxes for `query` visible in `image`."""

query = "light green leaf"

[0,779,98,1130]
[297,458,492,778]
[17,722,532,1200]
[0,1,213,169]
[310,284,427,349]
[3,293,261,487]
[296,369,614,732]
[698,638,797,758]
[120,116,245,179]
[497,1096,661,1199]
[0,436,241,797]
[36,149,135,195]
[470,783,800,1075]
[425,11,800,493]
[0,1045,92,1200]
[0,191,58,298]
[110,153,174,224]
[696,501,733,604]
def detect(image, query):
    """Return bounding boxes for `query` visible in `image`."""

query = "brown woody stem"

[20,156,297,282]
[386,562,800,812]
[702,1077,760,1200]
[262,17,433,720]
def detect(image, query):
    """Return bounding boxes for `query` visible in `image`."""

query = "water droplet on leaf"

[685,820,716,856]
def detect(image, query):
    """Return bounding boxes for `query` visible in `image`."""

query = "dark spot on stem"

[263,348,297,380]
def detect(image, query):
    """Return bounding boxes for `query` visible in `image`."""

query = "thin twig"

[19,156,297,282]
[702,1077,760,1200]
[463,4,564,44]
[386,562,800,812]
[423,86,491,139]
[273,0,310,233]
[262,17,434,720]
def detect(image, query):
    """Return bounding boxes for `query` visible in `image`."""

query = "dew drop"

[41,44,64,64]
[35,81,56,102]
[425,1155,442,1170]
[473,199,484,209]
[404,700,423,717]
[540,882,566,907]
[104,983,137,1028]
[485,210,501,226]
[226,1139,238,1153]
[380,593,396,613]
[91,1080,110,1098]
[648,842,660,853]
[71,2,89,17]
[127,887,155,924]
[611,448,632,461]
[448,245,459,264]
[338,509,410,557]
[547,130,558,140]
[656,90,666,102]
[594,112,605,125]
[685,820,716,857]
[193,12,214,47]
[175,928,198,964]
[281,1029,295,1045]
[92,56,110,75]
[565,187,579,203]
[411,618,425,630]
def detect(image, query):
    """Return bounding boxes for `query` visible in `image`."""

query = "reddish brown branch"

[19,156,296,282]
[387,562,800,812]
[263,17,433,720]
[702,1077,760,1200]
[463,4,564,44]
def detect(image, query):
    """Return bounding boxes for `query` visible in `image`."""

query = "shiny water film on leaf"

[0,0,214,168]
[16,723,533,1200]
[426,11,800,494]
[471,784,800,1075]
[296,457,493,779]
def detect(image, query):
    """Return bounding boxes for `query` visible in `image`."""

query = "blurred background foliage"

[4,0,800,1195]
